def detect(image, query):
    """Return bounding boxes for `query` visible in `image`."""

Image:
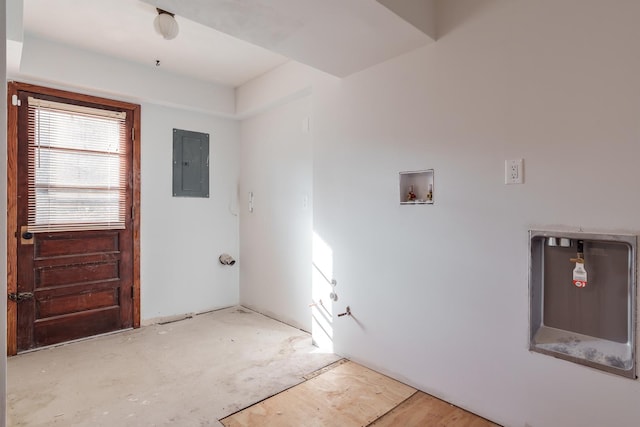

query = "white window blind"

[27,96,128,232]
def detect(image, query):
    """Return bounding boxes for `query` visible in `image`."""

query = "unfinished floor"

[8,307,340,426]
[8,306,498,426]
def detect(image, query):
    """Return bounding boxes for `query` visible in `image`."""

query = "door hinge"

[8,292,34,302]
[131,287,134,299]
[11,94,21,106]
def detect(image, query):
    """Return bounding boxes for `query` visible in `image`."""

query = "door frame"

[6,81,141,355]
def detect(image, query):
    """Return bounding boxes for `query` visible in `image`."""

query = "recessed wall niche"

[399,170,433,205]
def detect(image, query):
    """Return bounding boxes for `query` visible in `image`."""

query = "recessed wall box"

[529,230,637,378]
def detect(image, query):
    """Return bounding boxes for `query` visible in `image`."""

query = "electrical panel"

[172,128,209,198]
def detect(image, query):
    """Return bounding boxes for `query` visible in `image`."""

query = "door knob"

[20,225,35,245]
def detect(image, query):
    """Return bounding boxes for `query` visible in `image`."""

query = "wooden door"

[7,82,141,353]
[16,231,133,350]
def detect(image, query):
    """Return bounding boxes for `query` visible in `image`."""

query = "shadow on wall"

[436,0,506,39]
[312,231,335,353]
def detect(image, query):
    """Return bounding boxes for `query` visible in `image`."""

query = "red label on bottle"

[573,280,587,288]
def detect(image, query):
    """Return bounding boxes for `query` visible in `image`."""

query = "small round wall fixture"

[154,8,179,40]
[219,253,236,266]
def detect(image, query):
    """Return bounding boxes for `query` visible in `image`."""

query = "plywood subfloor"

[371,391,499,427]
[221,361,416,427]
[221,361,500,427]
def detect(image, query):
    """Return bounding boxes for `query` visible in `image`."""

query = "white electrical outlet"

[505,159,524,184]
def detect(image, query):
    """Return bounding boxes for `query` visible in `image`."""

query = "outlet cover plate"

[505,159,524,184]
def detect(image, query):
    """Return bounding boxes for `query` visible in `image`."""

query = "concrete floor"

[8,306,340,427]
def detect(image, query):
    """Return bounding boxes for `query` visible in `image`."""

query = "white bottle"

[572,261,587,288]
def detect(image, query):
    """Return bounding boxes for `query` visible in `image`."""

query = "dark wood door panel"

[35,232,119,258]
[33,252,121,269]
[35,280,120,299]
[34,306,121,347]
[36,262,120,288]
[37,286,119,318]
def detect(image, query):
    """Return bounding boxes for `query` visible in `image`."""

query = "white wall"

[8,36,241,323]
[239,96,312,331]
[239,0,640,426]
[16,35,235,117]
[141,103,240,321]
[235,61,316,118]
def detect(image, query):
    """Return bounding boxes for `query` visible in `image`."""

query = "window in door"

[27,97,128,232]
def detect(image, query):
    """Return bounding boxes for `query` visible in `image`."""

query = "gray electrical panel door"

[173,129,209,198]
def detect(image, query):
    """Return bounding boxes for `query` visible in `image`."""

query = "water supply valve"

[570,240,587,288]
[219,253,236,266]
[337,306,351,317]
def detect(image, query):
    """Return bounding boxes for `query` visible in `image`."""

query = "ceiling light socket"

[154,9,179,40]
[156,8,174,17]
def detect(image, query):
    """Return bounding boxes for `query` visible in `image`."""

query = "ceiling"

[144,0,435,77]
[23,0,289,87]
[21,0,435,88]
